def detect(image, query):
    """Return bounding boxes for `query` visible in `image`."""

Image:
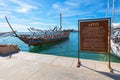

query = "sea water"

[0,32,120,63]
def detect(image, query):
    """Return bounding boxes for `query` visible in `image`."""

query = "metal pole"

[108,18,113,73]
[77,48,81,67]
[77,21,81,67]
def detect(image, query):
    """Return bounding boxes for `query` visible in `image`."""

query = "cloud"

[52,0,104,17]
[10,0,38,13]
[52,2,80,17]
[0,1,7,7]
[0,22,28,32]
[64,0,80,7]
[29,22,57,30]
[0,22,10,32]
[0,0,119,32]
[115,7,120,14]
[113,23,120,28]
[0,11,12,18]
[52,2,69,13]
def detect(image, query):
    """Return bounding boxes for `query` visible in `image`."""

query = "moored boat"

[111,28,120,57]
[106,0,120,57]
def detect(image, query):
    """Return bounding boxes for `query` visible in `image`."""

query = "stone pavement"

[0,51,120,80]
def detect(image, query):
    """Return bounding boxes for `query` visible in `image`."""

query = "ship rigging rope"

[0,36,13,44]
[0,38,7,44]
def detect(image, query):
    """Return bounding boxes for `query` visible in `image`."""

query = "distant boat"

[5,14,70,46]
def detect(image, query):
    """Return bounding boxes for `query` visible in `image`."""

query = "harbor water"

[0,32,120,63]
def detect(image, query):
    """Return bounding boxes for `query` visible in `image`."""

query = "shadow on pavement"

[81,64,120,80]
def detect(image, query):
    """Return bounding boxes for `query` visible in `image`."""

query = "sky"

[0,0,120,32]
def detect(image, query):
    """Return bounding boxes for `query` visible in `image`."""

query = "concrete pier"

[0,51,120,80]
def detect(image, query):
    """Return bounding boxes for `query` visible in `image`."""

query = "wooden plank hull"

[28,36,69,46]
[19,32,69,46]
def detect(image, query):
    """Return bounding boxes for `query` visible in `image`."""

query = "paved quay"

[0,51,120,80]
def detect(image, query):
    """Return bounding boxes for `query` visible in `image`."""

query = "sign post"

[108,23,113,73]
[77,18,113,72]
[77,25,81,67]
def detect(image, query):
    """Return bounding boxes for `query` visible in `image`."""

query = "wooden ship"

[5,14,70,46]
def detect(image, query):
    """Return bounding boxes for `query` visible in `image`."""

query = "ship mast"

[59,13,62,30]
[106,0,110,17]
[112,0,115,25]
[5,16,18,37]
[106,0,115,27]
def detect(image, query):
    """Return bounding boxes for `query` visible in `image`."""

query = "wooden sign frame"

[77,18,113,73]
